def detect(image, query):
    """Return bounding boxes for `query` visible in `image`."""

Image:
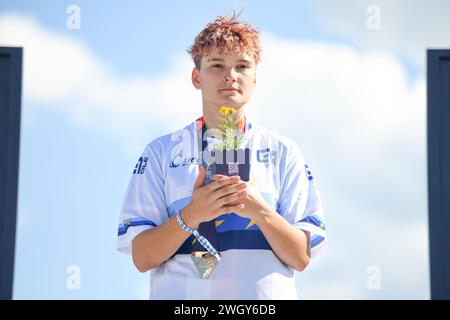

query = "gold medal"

[191,251,220,279]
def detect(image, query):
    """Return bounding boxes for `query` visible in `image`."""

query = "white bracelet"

[175,210,220,261]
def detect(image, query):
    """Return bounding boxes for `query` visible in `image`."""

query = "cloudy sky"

[2,0,448,299]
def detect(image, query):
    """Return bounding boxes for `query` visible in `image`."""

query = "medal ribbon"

[176,213,221,261]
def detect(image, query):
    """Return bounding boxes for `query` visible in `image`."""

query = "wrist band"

[176,210,221,261]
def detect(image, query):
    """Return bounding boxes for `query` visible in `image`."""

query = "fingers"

[211,174,239,181]
[191,170,248,221]
[213,181,247,199]
[217,203,245,215]
[194,165,206,189]
[217,190,248,207]
[207,175,241,192]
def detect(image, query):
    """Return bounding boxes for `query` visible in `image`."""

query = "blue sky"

[2,0,448,299]
[0,1,325,75]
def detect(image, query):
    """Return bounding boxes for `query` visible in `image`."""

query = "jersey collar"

[195,115,251,152]
[195,115,249,133]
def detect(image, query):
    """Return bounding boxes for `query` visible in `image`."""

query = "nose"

[224,68,237,82]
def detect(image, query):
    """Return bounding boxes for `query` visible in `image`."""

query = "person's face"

[192,49,257,111]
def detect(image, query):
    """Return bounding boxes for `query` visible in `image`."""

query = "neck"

[203,105,246,131]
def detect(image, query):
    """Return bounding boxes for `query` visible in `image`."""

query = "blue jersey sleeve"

[116,140,168,255]
[277,142,327,257]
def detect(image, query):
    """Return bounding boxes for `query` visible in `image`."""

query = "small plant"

[213,106,246,151]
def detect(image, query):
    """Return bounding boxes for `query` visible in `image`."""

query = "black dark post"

[427,49,450,300]
[0,47,22,300]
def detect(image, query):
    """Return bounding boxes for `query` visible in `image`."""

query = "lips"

[220,88,240,92]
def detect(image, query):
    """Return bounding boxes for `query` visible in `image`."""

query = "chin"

[220,102,242,109]
[222,97,243,106]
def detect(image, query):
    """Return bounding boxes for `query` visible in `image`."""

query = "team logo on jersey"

[170,154,200,168]
[305,164,314,181]
[256,148,277,167]
[133,157,148,174]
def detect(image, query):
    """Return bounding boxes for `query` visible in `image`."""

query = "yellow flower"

[219,106,236,116]
[215,105,245,151]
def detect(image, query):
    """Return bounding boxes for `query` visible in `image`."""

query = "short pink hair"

[187,11,261,69]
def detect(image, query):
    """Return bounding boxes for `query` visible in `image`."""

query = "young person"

[117,12,327,299]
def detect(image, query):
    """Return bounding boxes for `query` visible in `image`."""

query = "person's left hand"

[210,174,273,220]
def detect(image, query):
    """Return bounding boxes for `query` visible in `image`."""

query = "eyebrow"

[206,57,253,64]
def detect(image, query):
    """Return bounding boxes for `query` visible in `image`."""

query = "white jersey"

[117,116,327,300]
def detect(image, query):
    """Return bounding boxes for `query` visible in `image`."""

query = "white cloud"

[311,0,450,69]
[252,34,426,220]
[297,205,429,299]
[248,35,428,299]
[0,13,109,104]
[0,12,201,154]
[0,12,429,299]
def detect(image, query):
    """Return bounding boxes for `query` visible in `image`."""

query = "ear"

[192,68,201,89]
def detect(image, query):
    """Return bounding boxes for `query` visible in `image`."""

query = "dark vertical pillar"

[0,47,22,300]
[427,49,450,300]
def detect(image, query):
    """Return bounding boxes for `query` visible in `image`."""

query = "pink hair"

[187,11,261,69]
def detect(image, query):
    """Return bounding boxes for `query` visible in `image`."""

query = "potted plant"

[207,106,250,181]
[189,106,249,278]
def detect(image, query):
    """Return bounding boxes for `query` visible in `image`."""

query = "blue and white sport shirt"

[117,116,327,299]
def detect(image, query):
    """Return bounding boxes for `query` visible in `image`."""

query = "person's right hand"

[181,165,248,229]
